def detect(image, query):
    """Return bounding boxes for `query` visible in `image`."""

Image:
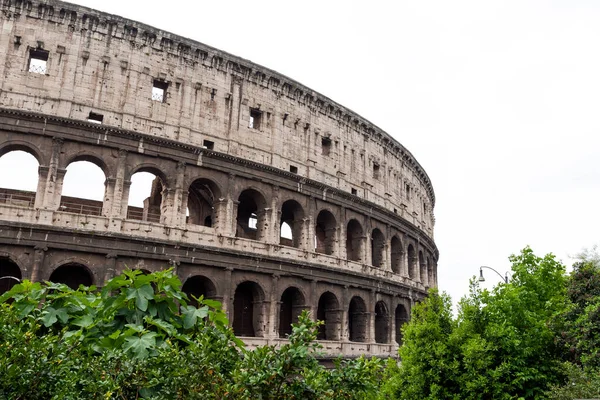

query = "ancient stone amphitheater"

[0,0,438,358]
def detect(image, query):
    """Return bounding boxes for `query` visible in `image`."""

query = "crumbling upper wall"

[0,0,436,237]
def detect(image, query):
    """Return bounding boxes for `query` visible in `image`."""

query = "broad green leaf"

[123,332,157,359]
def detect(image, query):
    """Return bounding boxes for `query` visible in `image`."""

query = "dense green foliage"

[380,247,570,399]
[0,270,382,399]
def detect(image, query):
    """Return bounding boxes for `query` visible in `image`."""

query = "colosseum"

[0,0,438,358]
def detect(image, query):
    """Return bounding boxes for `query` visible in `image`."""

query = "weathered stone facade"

[0,0,438,358]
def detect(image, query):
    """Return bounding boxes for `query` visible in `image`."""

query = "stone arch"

[279,199,304,248]
[278,286,306,337]
[346,219,363,262]
[371,228,385,267]
[316,291,341,340]
[187,178,221,227]
[61,157,107,214]
[375,301,389,344]
[407,244,416,279]
[236,189,268,241]
[0,141,44,164]
[390,235,403,274]
[395,304,409,345]
[49,262,94,289]
[127,165,168,223]
[65,152,110,178]
[182,275,218,307]
[348,295,367,342]
[0,256,22,294]
[419,250,426,285]
[315,209,336,255]
[232,280,266,337]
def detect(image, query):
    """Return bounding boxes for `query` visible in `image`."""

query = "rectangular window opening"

[289,165,298,174]
[406,184,411,200]
[249,108,262,130]
[351,188,357,195]
[152,79,168,102]
[203,140,214,150]
[87,111,104,124]
[373,163,380,179]
[28,49,49,74]
[321,136,332,156]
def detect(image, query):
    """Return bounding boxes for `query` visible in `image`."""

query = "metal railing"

[126,208,161,223]
[59,200,103,216]
[0,192,36,208]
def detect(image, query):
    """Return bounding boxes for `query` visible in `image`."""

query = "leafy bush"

[0,269,382,399]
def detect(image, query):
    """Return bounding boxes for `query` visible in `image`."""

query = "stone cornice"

[0,0,435,206]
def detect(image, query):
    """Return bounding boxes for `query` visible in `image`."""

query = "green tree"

[381,247,568,400]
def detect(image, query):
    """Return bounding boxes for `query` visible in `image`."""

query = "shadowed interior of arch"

[316,291,340,341]
[278,287,305,337]
[232,281,265,337]
[395,304,409,345]
[0,257,22,294]
[182,275,217,307]
[49,263,93,290]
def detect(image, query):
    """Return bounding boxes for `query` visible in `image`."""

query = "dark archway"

[390,236,403,274]
[407,244,416,279]
[278,287,305,337]
[375,301,389,344]
[187,178,220,228]
[316,291,340,340]
[49,263,93,290]
[232,281,265,337]
[346,219,363,262]
[236,189,267,241]
[0,257,21,294]
[182,275,217,307]
[348,296,367,342]
[279,200,304,248]
[395,304,409,345]
[371,228,385,267]
[315,210,336,255]
[419,251,427,285]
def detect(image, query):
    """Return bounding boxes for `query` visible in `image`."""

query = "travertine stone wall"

[0,0,439,359]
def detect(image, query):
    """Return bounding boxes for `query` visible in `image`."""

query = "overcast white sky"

[4,0,600,305]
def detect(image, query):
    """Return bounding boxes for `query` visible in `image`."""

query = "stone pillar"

[30,245,47,282]
[338,206,346,259]
[221,267,233,321]
[163,162,186,227]
[42,137,65,210]
[368,289,376,343]
[102,177,116,217]
[309,279,317,320]
[341,285,349,341]
[227,174,237,236]
[270,186,280,244]
[34,166,48,209]
[268,274,280,338]
[103,253,118,285]
[109,150,128,218]
[120,180,132,218]
[214,198,228,235]
[302,217,311,251]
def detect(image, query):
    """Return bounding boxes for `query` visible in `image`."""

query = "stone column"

[221,267,233,321]
[34,166,48,209]
[163,162,186,227]
[338,206,346,259]
[30,245,47,282]
[103,253,118,285]
[368,289,376,343]
[340,285,349,341]
[120,180,132,218]
[102,177,116,217]
[270,186,280,245]
[268,274,280,338]
[309,279,318,320]
[109,149,128,218]
[43,137,65,210]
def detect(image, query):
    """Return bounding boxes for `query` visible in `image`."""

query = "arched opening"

[61,160,105,216]
[390,236,403,274]
[346,219,363,262]
[316,291,340,340]
[419,251,427,285]
[0,257,21,294]
[49,263,93,290]
[395,304,409,345]
[315,210,336,255]
[278,287,305,337]
[348,296,367,342]
[0,150,39,208]
[407,244,416,279]
[182,275,217,307]
[371,228,385,267]
[427,258,435,287]
[279,200,304,248]
[375,301,389,344]
[235,189,267,241]
[187,178,220,228]
[127,171,164,223]
[232,281,265,337]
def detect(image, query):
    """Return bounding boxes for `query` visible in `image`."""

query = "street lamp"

[479,266,508,283]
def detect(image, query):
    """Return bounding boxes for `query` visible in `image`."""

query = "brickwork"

[0,0,438,359]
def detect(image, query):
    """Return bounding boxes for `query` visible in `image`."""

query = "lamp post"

[479,266,508,284]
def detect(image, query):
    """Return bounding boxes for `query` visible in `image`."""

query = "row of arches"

[0,147,436,285]
[0,258,411,344]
